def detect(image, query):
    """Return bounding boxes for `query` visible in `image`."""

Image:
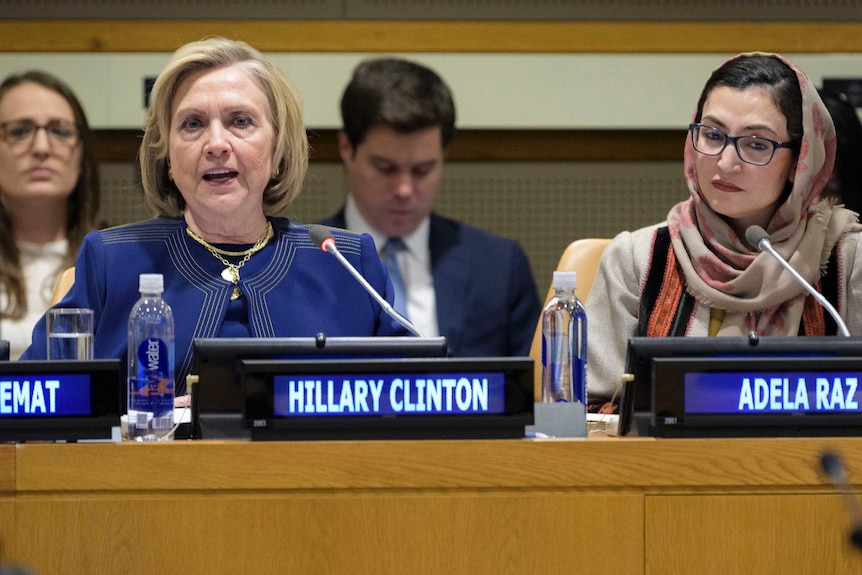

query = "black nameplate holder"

[240,357,534,440]
[619,336,862,436]
[650,356,862,438]
[190,336,448,439]
[0,359,122,443]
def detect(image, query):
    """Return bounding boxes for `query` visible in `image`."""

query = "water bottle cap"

[552,271,577,291]
[139,273,164,294]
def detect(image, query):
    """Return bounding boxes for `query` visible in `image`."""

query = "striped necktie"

[381,238,409,318]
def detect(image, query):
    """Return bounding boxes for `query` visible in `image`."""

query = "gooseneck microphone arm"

[745,225,851,337]
[309,225,425,338]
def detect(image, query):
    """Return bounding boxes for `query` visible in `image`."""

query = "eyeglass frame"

[688,123,798,166]
[0,118,81,149]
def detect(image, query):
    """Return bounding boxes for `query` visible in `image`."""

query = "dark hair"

[340,58,456,152]
[0,70,100,320]
[694,54,803,146]
[819,88,862,214]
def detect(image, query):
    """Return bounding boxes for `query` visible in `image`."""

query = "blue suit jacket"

[320,210,541,357]
[21,217,407,392]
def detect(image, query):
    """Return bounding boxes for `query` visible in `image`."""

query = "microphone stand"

[310,225,426,338]
[746,225,851,337]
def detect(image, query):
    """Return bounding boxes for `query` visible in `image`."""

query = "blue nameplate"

[685,371,861,414]
[241,357,533,440]
[0,360,121,442]
[0,373,91,416]
[621,335,862,436]
[650,356,862,437]
[274,371,506,417]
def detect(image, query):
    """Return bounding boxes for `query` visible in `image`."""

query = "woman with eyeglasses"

[0,71,100,359]
[587,53,862,404]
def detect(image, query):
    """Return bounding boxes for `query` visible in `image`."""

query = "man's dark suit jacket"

[320,210,542,357]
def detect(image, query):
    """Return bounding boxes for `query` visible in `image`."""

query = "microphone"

[819,451,862,550]
[309,225,425,337]
[745,225,850,337]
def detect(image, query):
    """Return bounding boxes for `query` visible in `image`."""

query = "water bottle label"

[541,332,566,402]
[130,338,174,416]
[572,356,587,404]
[542,333,587,404]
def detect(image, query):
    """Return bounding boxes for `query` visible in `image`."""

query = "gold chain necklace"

[186,221,274,300]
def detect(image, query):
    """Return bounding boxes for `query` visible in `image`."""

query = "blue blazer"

[320,211,541,357]
[21,217,407,391]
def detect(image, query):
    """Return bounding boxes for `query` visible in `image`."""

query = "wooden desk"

[2,437,862,574]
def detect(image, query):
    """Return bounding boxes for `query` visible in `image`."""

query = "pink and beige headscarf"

[666,52,860,336]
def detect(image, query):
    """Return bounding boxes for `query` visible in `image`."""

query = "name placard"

[0,360,121,442]
[275,372,506,417]
[651,356,862,437]
[685,372,861,414]
[242,357,533,440]
[0,374,91,417]
[619,335,862,436]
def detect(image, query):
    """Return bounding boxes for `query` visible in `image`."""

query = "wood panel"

[95,129,684,163]
[0,446,15,564]
[0,501,14,563]
[13,437,861,492]
[645,494,862,574]
[445,130,685,162]
[0,445,13,493]
[1,21,861,54]
[10,438,862,574]
[15,493,642,574]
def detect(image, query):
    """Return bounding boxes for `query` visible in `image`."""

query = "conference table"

[1,435,861,574]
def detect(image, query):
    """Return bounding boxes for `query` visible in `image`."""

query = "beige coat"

[585,223,862,402]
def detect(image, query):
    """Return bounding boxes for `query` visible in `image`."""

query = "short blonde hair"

[139,37,308,217]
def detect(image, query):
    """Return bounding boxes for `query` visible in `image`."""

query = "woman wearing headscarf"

[588,53,862,402]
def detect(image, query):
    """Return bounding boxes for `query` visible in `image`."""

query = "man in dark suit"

[321,58,541,357]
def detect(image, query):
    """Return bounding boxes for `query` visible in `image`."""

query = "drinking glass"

[47,308,94,360]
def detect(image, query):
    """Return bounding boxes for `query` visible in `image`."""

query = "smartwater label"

[130,338,174,416]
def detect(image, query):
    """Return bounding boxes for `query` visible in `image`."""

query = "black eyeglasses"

[689,123,797,166]
[0,119,79,149]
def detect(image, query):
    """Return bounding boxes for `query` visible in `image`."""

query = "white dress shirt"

[0,239,68,359]
[344,196,440,338]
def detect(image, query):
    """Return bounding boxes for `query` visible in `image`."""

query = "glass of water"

[47,308,94,360]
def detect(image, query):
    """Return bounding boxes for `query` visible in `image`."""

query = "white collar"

[344,195,430,257]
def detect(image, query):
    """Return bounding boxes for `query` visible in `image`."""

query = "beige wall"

[2,52,862,130]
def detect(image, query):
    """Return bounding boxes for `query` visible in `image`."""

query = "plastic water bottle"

[127,273,175,441]
[541,271,587,404]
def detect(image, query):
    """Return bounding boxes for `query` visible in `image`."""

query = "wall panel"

[2,52,861,130]
[98,160,683,297]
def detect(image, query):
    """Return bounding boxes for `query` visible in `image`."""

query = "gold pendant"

[231,286,243,300]
[221,267,239,283]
